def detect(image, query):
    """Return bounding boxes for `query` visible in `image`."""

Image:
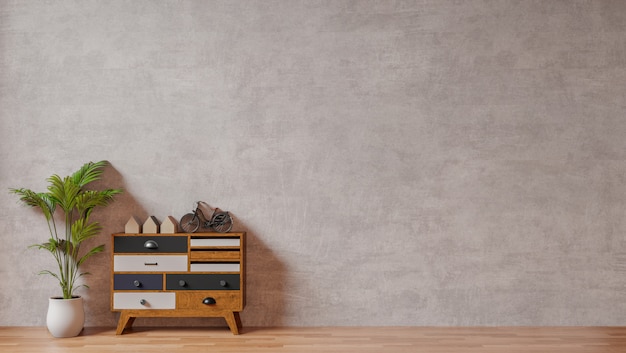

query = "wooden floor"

[1,326,626,353]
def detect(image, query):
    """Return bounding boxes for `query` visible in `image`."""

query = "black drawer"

[114,236,187,253]
[166,274,240,290]
[114,274,163,290]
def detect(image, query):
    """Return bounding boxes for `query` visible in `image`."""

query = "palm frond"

[47,175,81,213]
[77,245,104,266]
[9,188,56,220]
[71,218,102,244]
[31,238,76,255]
[30,238,60,252]
[39,270,61,281]
[75,189,122,217]
[71,161,107,187]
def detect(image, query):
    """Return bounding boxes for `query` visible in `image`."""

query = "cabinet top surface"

[113,232,245,237]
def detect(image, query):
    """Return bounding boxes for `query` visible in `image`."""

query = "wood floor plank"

[0,326,625,353]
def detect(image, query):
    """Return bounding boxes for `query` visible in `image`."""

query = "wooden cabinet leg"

[116,312,135,335]
[126,317,136,329]
[234,312,242,330]
[224,312,240,335]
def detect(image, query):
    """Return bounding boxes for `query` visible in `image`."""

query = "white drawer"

[190,238,240,247]
[190,263,240,272]
[113,292,175,310]
[114,255,188,272]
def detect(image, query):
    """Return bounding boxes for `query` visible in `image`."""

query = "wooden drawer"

[113,292,175,310]
[190,250,240,261]
[114,236,188,253]
[114,255,188,272]
[166,274,240,290]
[176,291,242,311]
[114,274,163,290]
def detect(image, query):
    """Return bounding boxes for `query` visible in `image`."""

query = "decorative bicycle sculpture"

[180,201,233,233]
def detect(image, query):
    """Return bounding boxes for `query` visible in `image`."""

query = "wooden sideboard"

[111,232,245,334]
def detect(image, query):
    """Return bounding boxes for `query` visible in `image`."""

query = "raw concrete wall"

[1,0,625,327]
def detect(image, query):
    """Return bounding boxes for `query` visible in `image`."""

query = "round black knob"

[133,280,141,287]
[140,299,147,305]
[179,280,187,287]
[219,280,227,287]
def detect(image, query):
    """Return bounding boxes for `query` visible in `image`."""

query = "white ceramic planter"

[46,296,85,338]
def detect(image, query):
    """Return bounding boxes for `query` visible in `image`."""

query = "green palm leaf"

[47,175,81,213]
[71,218,102,244]
[77,245,105,266]
[30,238,61,253]
[75,189,122,218]
[71,161,107,187]
[9,189,56,221]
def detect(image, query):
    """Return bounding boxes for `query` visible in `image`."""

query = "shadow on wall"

[80,162,150,327]
[83,163,287,329]
[116,220,287,330]
[234,217,286,328]
[129,217,287,330]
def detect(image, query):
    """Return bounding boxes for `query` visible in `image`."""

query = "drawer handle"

[133,280,142,287]
[144,240,159,249]
[144,262,158,266]
[140,299,147,306]
[219,280,228,287]
[202,297,216,305]
[178,280,187,287]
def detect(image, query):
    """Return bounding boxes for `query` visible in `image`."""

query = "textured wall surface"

[1,0,626,327]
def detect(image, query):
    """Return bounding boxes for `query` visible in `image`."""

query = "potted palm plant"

[10,160,122,337]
